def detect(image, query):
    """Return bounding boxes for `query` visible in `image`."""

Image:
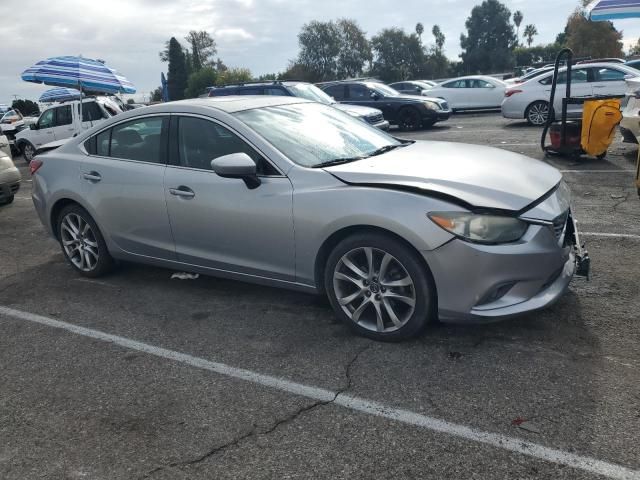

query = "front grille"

[366,114,384,124]
[552,210,569,240]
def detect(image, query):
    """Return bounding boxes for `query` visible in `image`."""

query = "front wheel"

[324,233,435,341]
[57,204,114,277]
[22,142,36,163]
[397,107,422,131]
[526,101,550,126]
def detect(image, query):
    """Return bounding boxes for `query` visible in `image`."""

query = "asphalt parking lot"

[1,113,639,480]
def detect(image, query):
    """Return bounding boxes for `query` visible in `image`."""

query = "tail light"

[29,158,43,175]
[505,89,523,98]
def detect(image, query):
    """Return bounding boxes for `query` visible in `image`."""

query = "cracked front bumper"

[422,223,575,323]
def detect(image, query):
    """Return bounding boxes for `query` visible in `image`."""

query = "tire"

[397,107,422,131]
[324,232,435,341]
[56,204,114,277]
[422,119,437,128]
[22,142,36,163]
[525,101,550,126]
[0,195,14,205]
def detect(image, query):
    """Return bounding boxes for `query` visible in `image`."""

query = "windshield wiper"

[312,157,365,168]
[366,144,406,157]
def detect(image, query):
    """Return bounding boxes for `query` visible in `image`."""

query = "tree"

[514,43,562,66]
[280,61,317,82]
[629,38,640,56]
[296,19,371,81]
[416,23,424,43]
[523,24,538,47]
[432,25,445,54]
[167,37,188,101]
[371,28,424,82]
[185,67,218,98]
[185,31,218,70]
[11,99,39,116]
[150,87,163,102]
[460,0,516,73]
[564,9,623,58]
[216,67,252,86]
[513,11,523,45]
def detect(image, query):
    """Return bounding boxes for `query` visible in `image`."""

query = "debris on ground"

[171,272,200,280]
[448,351,463,360]
[511,417,541,434]
[610,194,626,199]
[511,417,526,426]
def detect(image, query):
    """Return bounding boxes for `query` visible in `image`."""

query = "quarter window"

[595,68,626,82]
[176,116,277,175]
[55,105,73,126]
[96,129,110,156]
[109,117,166,163]
[82,102,107,121]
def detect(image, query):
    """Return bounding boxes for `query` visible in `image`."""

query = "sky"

[2,0,640,104]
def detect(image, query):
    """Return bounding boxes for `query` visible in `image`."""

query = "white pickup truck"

[16,98,122,162]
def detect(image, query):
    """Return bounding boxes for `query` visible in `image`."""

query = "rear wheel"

[526,101,550,126]
[57,204,114,277]
[0,195,14,205]
[324,233,435,341]
[22,142,35,163]
[398,107,422,131]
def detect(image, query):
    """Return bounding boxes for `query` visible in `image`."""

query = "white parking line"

[582,232,640,240]
[559,170,636,173]
[0,305,638,480]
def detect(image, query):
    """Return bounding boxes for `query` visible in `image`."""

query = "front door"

[81,114,175,259]
[31,108,56,147]
[164,115,295,281]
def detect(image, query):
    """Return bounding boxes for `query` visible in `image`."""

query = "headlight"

[428,212,528,244]
[423,101,440,110]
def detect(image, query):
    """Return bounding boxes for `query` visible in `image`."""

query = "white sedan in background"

[502,62,640,126]
[424,76,507,110]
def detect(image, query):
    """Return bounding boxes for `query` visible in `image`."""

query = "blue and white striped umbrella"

[39,87,82,103]
[21,56,136,94]
[585,0,640,21]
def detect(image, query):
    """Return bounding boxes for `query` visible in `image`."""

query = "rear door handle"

[83,171,102,182]
[169,186,195,198]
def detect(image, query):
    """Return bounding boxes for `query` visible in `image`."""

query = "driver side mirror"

[415,86,422,92]
[30,123,38,130]
[211,152,261,190]
[370,91,380,100]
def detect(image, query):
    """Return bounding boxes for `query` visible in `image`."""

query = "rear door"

[164,114,295,281]
[541,68,593,117]
[81,114,175,259]
[591,66,629,97]
[467,79,503,108]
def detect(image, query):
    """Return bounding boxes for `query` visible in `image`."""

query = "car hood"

[325,141,562,212]
[333,103,381,117]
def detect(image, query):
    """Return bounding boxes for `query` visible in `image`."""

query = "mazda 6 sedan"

[31,96,585,341]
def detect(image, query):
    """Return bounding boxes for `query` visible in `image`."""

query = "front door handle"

[83,171,101,182]
[169,186,195,198]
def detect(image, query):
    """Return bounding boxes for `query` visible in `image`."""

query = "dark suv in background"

[208,81,389,130]
[318,79,451,130]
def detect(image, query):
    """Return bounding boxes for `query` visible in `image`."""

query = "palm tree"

[416,22,424,43]
[513,11,523,45]
[524,24,538,47]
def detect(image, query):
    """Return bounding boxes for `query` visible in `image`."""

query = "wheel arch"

[313,224,437,309]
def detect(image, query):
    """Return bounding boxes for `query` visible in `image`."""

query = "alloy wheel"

[60,213,99,272]
[333,247,416,333]
[399,109,420,131]
[23,144,35,162]
[528,102,549,126]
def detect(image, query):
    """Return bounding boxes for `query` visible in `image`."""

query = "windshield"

[369,83,399,96]
[288,83,334,105]
[235,103,401,168]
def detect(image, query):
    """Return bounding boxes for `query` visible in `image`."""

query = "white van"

[16,98,121,162]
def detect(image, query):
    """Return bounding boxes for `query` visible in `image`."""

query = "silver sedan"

[31,96,584,341]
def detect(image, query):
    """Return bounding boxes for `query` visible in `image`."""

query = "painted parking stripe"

[0,305,638,480]
[582,232,640,239]
[559,170,636,173]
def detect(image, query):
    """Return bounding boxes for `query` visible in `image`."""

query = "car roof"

[132,96,312,114]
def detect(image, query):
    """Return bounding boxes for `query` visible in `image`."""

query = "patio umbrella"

[585,0,640,20]
[39,87,82,103]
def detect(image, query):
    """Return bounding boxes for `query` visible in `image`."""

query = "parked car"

[424,76,507,110]
[32,96,582,341]
[389,80,436,95]
[576,58,625,64]
[502,63,640,126]
[0,109,27,155]
[624,59,640,71]
[209,81,389,130]
[619,76,640,144]
[16,98,116,162]
[0,140,20,205]
[319,80,450,130]
[504,66,554,86]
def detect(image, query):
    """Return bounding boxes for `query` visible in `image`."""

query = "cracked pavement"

[0,113,639,479]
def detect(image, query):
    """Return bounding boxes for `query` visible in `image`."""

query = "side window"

[264,87,288,96]
[54,105,72,126]
[443,80,466,88]
[239,88,262,95]
[110,116,166,163]
[472,80,493,88]
[596,68,626,82]
[323,85,345,100]
[38,109,55,129]
[177,116,277,175]
[82,102,107,121]
[540,69,588,85]
[348,84,371,99]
